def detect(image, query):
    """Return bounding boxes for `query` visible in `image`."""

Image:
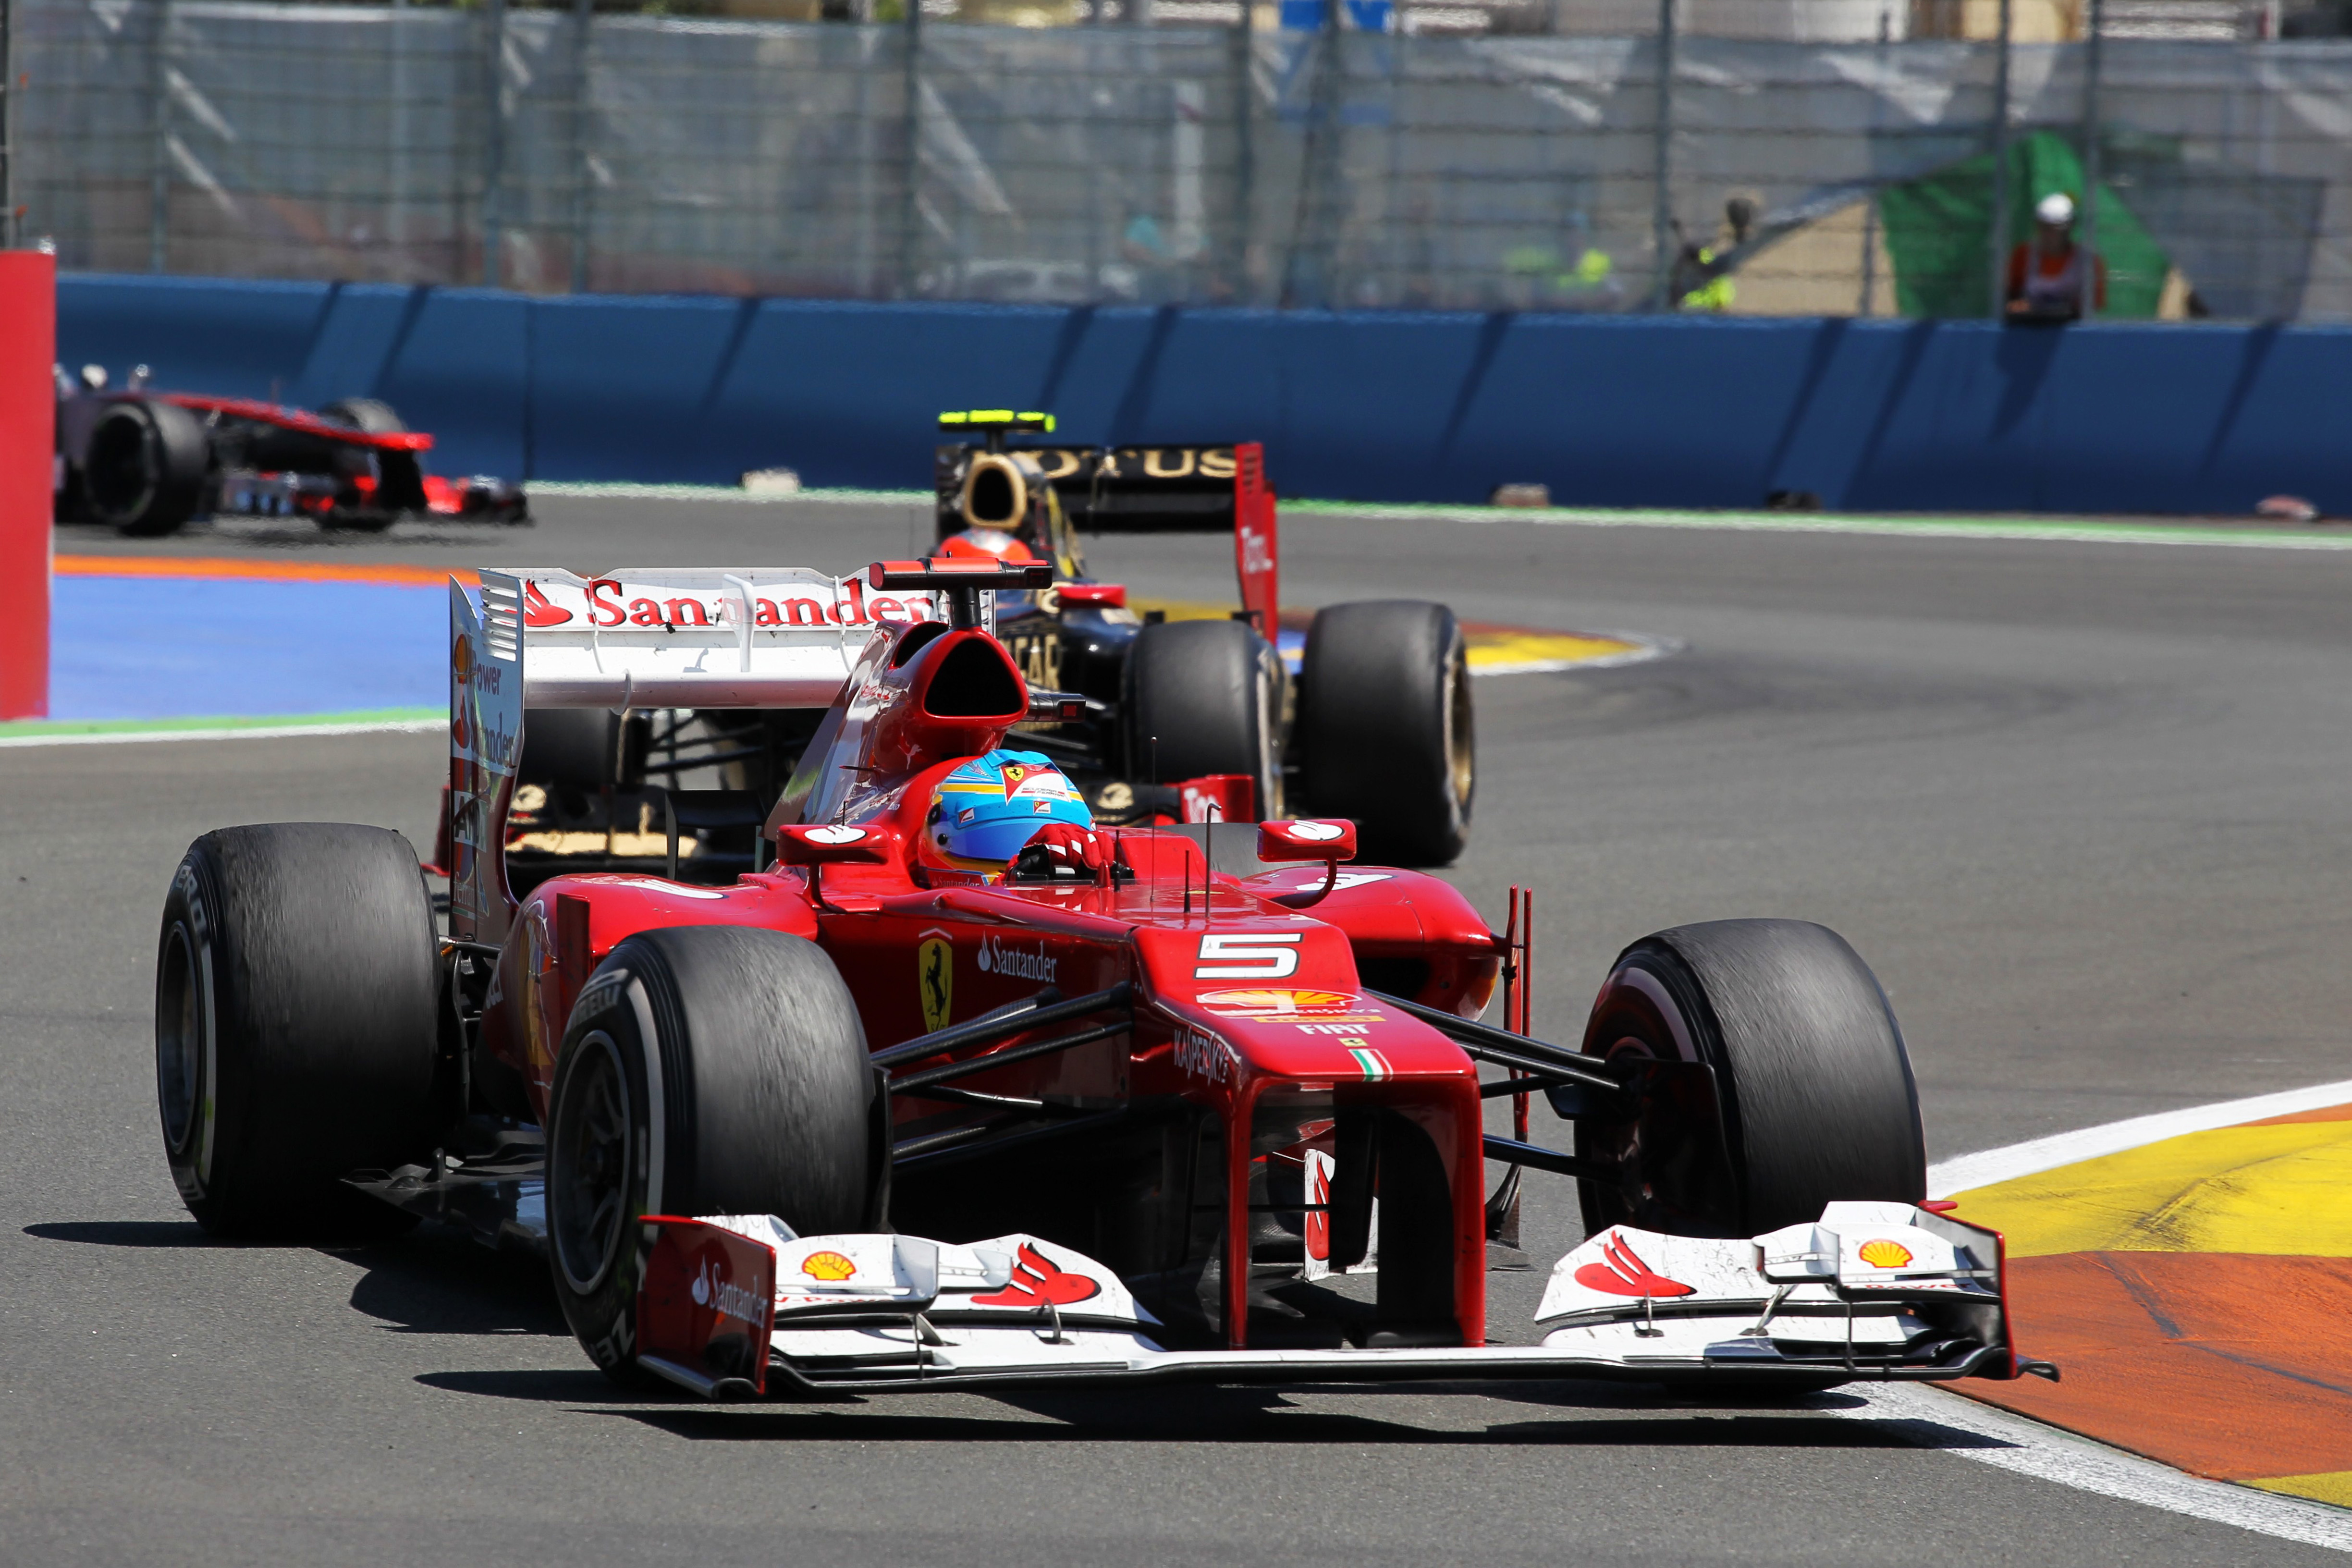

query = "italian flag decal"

[1348,1046,1393,1081]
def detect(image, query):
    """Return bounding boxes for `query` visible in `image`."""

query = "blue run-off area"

[51,576,444,721]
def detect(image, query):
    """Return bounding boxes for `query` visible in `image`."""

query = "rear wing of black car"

[933,412,1279,633]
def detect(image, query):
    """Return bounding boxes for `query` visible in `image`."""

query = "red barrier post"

[0,248,54,720]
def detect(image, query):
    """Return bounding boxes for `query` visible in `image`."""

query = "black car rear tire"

[547,926,876,1384]
[1293,600,1473,866]
[1125,617,1284,820]
[154,823,441,1235]
[88,399,211,537]
[1576,919,1925,1238]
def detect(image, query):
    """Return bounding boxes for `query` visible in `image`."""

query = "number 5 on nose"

[1194,933,1302,978]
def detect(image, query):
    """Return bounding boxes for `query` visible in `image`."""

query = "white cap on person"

[2035,192,2077,226]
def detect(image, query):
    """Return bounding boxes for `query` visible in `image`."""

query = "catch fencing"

[10,0,2352,318]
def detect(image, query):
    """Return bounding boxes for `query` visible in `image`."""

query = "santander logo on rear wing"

[490,566,941,711]
[444,565,942,946]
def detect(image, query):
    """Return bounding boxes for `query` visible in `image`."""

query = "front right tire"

[1575,918,1925,1238]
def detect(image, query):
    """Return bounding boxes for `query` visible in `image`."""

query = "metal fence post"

[1858,8,1889,315]
[2080,0,2102,318]
[1230,15,1254,302]
[1279,0,1345,309]
[148,0,171,273]
[481,0,507,290]
[389,0,409,279]
[1648,0,1675,310]
[0,0,13,248]
[569,0,594,294]
[1986,0,2011,318]
[898,0,920,297]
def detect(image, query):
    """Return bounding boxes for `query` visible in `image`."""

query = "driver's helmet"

[928,748,1093,867]
[938,529,1045,614]
[939,528,1039,565]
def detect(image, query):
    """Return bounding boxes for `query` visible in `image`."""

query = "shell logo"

[1198,988,1355,1014]
[1856,1238,1914,1269]
[801,1250,858,1282]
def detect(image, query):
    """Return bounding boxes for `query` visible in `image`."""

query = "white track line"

[1837,1078,2352,1550]
[1842,1384,2352,1552]
[1928,1078,2352,1197]
[0,718,443,750]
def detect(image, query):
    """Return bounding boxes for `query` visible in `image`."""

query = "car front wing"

[631,1202,2052,1399]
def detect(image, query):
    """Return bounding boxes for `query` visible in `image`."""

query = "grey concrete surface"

[7,498,2350,1563]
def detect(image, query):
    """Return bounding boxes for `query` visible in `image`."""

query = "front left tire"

[547,925,877,1383]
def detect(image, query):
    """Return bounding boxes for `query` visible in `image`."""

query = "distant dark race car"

[53,363,527,536]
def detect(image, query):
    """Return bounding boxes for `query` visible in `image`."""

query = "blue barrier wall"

[58,273,2352,514]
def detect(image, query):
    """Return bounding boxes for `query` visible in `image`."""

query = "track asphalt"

[6,498,2352,1563]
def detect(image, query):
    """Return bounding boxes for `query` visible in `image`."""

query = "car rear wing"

[935,417,1279,634]
[444,566,949,943]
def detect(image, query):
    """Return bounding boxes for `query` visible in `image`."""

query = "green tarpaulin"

[1878,130,2171,318]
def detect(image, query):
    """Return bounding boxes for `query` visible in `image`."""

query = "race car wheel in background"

[517,708,648,808]
[319,397,406,434]
[547,926,874,1384]
[1293,600,1472,866]
[87,399,211,537]
[318,398,419,527]
[154,824,441,1235]
[1575,918,1925,1239]
[1124,617,1284,819]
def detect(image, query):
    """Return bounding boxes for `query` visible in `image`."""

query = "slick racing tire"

[547,926,875,1384]
[1125,617,1285,820]
[154,824,441,1236]
[318,398,415,529]
[87,399,211,537]
[1576,919,1924,1239]
[1293,600,1472,867]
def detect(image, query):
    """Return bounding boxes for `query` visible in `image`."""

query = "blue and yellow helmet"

[929,749,1093,865]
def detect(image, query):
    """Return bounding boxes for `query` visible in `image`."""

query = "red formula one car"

[54,364,526,536]
[153,557,2049,1396]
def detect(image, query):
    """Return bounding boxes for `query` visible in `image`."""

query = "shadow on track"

[344,1231,569,1337]
[600,1402,1958,1450]
[25,1219,240,1248]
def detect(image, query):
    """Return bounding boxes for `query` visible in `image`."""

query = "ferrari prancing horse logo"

[918,931,953,1033]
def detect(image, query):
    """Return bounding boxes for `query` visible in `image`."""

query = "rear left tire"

[154,823,441,1235]
[89,399,211,537]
